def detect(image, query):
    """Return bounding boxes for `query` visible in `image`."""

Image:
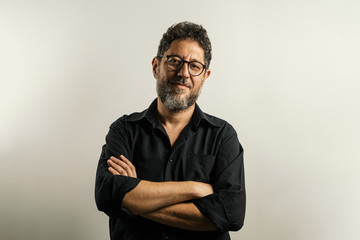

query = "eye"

[189,62,202,70]
[168,56,182,65]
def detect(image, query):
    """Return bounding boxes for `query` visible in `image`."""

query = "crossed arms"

[107,155,217,231]
[95,119,245,233]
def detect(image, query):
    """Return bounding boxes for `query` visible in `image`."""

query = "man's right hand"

[121,180,213,215]
[193,182,214,198]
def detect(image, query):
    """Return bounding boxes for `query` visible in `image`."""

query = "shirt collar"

[126,99,222,129]
[125,99,158,129]
[193,103,222,128]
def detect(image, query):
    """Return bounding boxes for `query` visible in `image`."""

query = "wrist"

[189,181,213,199]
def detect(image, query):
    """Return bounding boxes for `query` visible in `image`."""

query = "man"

[95,21,246,240]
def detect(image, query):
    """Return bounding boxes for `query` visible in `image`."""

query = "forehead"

[165,39,205,62]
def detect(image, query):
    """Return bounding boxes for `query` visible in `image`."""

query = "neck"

[156,98,195,127]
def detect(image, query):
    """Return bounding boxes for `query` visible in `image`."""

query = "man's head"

[153,22,212,112]
[157,21,212,68]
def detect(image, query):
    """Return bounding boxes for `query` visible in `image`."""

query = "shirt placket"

[163,128,196,181]
[164,152,175,181]
[161,231,169,240]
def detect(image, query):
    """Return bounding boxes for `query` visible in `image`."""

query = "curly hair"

[157,21,212,68]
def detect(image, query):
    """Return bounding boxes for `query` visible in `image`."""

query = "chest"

[130,126,220,183]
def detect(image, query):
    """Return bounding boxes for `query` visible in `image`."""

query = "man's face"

[152,39,211,112]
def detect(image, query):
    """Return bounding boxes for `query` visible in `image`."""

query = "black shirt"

[95,99,246,240]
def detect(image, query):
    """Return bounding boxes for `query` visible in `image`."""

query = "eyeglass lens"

[167,56,204,76]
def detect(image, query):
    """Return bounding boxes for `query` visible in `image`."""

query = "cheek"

[155,67,166,81]
[156,70,160,79]
[193,79,204,88]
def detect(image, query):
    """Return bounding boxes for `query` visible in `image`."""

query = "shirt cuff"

[111,175,141,216]
[192,193,230,232]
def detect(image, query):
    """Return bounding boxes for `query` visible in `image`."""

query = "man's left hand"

[107,155,137,178]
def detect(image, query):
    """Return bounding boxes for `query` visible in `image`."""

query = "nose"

[176,62,190,78]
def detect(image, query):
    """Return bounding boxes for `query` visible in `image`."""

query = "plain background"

[1,0,359,239]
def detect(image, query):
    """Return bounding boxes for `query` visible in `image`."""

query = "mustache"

[168,78,193,89]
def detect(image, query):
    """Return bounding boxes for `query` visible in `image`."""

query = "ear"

[152,57,159,79]
[202,68,211,82]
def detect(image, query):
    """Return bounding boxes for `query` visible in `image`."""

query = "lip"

[174,84,189,89]
[170,82,189,89]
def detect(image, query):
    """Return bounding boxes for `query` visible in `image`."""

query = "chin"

[173,93,188,101]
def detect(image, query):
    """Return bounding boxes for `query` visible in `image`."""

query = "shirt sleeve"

[192,123,246,232]
[95,117,141,217]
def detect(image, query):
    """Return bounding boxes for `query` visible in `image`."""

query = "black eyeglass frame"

[158,55,207,76]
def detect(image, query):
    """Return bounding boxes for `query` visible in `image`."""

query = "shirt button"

[169,159,173,162]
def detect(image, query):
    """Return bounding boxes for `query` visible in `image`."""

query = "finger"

[107,159,128,176]
[110,156,134,177]
[120,155,137,178]
[108,166,120,175]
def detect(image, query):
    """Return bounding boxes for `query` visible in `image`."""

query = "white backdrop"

[1,0,359,239]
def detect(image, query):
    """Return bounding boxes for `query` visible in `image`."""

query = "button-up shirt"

[95,99,246,240]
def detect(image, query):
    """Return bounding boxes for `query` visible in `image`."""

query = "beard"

[156,77,203,112]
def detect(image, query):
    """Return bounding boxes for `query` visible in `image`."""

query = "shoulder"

[110,99,158,128]
[110,108,148,130]
[201,111,243,146]
[196,104,236,134]
[202,112,237,135]
[200,112,243,154]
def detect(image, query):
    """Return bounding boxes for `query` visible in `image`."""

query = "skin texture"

[108,39,216,231]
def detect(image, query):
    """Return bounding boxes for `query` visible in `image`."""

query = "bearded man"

[95,21,246,240]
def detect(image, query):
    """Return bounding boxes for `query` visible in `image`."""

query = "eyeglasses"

[159,55,207,76]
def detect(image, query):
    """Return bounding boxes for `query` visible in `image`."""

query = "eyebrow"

[168,54,204,63]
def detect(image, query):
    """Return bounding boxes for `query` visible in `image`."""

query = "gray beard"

[156,80,202,112]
